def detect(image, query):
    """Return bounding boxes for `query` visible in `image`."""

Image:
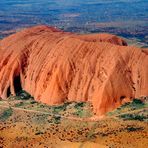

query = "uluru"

[0,25,148,116]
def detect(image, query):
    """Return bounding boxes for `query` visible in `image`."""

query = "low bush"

[16,90,32,100]
[51,102,71,114]
[15,102,24,107]
[74,102,86,108]
[52,115,61,124]
[119,113,146,121]
[0,108,13,121]
[35,131,44,135]
[125,126,144,132]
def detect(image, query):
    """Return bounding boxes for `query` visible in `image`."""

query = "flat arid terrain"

[0,91,148,148]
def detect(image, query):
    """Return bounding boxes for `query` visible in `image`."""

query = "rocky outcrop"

[0,25,147,115]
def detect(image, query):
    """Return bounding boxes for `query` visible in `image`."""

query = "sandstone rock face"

[0,25,148,115]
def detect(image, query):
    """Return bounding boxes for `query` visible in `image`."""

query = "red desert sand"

[0,25,147,116]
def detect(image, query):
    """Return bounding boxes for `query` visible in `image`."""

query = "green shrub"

[73,108,86,117]
[52,115,61,124]
[125,126,144,132]
[15,102,24,107]
[30,100,37,104]
[133,99,144,104]
[74,102,86,108]
[0,108,13,121]
[119,113,146,121]
[16,90,32,100]
[73,102,91,117]
[121,99,144,109]
[51,102,71,114]
[107,98,146,116]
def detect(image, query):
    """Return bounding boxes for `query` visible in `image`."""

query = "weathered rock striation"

[0,25,147,115]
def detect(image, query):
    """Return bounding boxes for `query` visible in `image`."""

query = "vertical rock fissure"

[7,86,11,97]
[13,74,22,94]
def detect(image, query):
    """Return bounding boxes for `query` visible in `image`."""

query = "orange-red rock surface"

[0,25,148,115]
